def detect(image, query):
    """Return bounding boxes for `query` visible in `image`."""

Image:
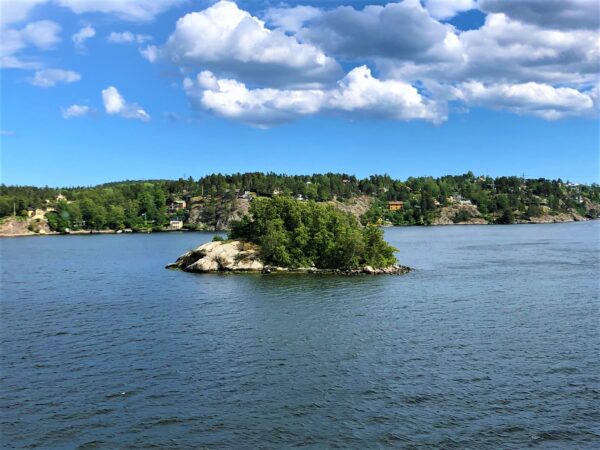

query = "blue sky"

[1,0,598,186]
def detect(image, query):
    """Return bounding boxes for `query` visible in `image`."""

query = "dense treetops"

[1,172,598,230]
[230,197,397,269]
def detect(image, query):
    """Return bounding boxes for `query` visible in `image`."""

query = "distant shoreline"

[1,217,595,238]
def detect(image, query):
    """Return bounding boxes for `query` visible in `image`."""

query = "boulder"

[168,240,263,273]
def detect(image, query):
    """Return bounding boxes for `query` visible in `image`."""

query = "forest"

[1,172,598,231]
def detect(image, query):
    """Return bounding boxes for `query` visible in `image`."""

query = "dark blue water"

[1,222,599,449]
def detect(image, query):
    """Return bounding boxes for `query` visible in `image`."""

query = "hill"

[1,172,599,235]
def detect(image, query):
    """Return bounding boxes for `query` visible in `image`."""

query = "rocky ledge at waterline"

[166,240,411,275]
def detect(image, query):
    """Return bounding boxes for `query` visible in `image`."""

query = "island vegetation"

[1,172,599,236]
[229,197,396,269]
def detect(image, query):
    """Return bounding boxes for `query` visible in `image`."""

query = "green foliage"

[230,197,397,269]
[2,173,599,231]
[453,208,474,223]
[212,235,225,242]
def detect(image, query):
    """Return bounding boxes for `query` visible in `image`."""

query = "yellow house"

[387,201,404,211]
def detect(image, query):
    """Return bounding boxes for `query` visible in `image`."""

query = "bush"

[453,208,473,223]
[230,197,397,269]
[212,235,225,242]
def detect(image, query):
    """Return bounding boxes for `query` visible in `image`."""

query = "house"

[388,201,404,211]
[459,199,472,206]
[56,194,67,202]
[169,219,184,230]
[168,200,187,213]
[449,194,464,203]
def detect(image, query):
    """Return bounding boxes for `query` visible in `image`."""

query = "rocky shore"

[166,240,411,275]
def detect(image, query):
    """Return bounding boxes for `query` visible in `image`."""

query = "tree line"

[1,172,598,230]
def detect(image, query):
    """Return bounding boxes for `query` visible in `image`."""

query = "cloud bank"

[146,0,597,126]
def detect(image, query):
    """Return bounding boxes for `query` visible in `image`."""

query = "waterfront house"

[388,201,404,211]
[169,219,184,230]
[168,200,187,213]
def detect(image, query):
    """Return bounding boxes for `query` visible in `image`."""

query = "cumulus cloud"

[183,66,444,127]
[479,0,599,30]
[297,0,460,63]
[0,0,47,26]
[72,25,96,49]
[61,104,93,118]
[0,0,181,26]
[458,81,597,119]
[264,5,322,32]
[1,20,61,68]
[101,86,150,121]
[146,0,596,125]
[379,12,599,92]
[424,0,477,20]
[54,0,182,22]
[156,0,342,87]
[29,68,81,87]
[107,31,152,44]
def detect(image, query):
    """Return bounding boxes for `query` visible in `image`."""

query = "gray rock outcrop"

[167,240,411,275]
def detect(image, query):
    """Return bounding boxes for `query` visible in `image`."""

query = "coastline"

[1,216,596,238]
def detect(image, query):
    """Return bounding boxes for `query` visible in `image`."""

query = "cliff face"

[326,195,375,218]
[0,217,53,237]
[188,198,250,230]
[431,204,488,225]
[187,196,373,230]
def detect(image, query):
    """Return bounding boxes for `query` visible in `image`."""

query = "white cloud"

[458,81,596,119]
[61,104,93,118]
[0,0,181,27]
[297,0,458,63]
[157,0,341,87]
[378,11,599,100]
[479,0,599,30]
[264,5,322,32]
[0,0,47,26]
[0,20,61,68]
[107,31,151,44]
[184,66,444,127]
[424,0,477,20]
[54,0,182,22]
[140,44,159,62]
[1,129,16,136]
[72,25,96,49]
[101,86,150,121]
[29,68,80,87]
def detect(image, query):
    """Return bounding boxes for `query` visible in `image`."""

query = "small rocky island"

[167,240,410,275]
[167,197,411,275]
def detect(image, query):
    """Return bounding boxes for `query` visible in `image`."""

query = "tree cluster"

[230,197,397,269]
